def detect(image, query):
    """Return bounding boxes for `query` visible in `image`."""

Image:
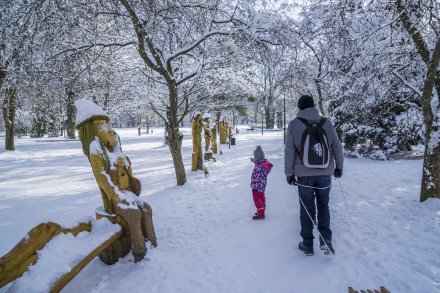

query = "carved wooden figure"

[210,123,218,154]
[191,113,203,171]
[0,99,157,291]
[219,120,227,144]
[203,114,212,152]
[75,99,157,263]
[225,121,231,142]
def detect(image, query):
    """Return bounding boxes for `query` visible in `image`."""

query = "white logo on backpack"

[313,143,323,157]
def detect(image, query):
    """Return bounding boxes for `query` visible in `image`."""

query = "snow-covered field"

[0,128,439,293]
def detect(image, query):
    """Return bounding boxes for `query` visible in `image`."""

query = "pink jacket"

[251,160,273,192]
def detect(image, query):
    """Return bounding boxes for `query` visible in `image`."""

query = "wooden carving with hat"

[0,98,157,292]
[75,98,157,263]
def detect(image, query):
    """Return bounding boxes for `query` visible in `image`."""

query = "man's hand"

[334,168,343,178]
[287,175,298,185]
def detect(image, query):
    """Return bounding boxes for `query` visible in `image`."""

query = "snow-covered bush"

[331,95,424,160]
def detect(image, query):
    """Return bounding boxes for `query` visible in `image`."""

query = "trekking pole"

[294,186,333,254]
[336,178,360,242]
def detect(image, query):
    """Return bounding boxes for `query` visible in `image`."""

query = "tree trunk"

[395,0,440,104]
[66,90,76,139]
[167,127,186,185]
[2,88,16,151]
[419,40,440,202]
[276,111,283,129]
[167,87,187,186]
[315,79,326,116]
[265,107,275,129]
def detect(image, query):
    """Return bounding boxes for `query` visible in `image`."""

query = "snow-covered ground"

[0,128,439,293]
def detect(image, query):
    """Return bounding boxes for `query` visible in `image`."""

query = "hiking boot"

[319,239,335,255]
[252,214,265,220]
[298,242,314,256]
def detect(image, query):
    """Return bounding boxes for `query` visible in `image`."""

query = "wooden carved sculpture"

[0,99,157,292]
[191,113,203,171]
[75,99,157,263]
[202,113,214,161]
[210,122,218,154]
[219,120,227,144]
[203,114,212,152]
[225,121,231,142]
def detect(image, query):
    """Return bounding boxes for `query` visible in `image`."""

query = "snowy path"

[0,128,439,293]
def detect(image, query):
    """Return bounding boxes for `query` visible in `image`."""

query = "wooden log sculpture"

[219,120,227,144]
[0,222,91,288]
[191,113,203,171]
[0,219,123,292]
[75,98,157,263]
[203,114,212,153]
[210,123,218,154]
[203,114,214,161]
[0,99,157,291]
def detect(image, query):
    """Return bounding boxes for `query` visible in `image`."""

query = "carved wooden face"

[195,115,202,123]
[94,120,117,148]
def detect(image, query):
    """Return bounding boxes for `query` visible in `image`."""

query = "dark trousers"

[297,176,332,247]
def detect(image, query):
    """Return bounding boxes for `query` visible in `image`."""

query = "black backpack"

[296,117,330,168]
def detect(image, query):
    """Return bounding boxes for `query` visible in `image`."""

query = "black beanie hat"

[298,95,315,110]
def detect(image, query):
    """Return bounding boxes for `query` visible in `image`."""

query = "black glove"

[287,175,298,185]
[334,168,343,178]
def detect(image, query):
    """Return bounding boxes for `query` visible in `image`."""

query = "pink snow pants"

[252,190,266,217]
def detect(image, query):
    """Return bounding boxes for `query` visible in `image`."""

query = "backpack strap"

[296,117,310,127]
[293,118,309,161]
[298,117,326,127]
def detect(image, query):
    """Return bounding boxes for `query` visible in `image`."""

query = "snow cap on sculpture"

[74,98,109,129]
[202,113,211,119]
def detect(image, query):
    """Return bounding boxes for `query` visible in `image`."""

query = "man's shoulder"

[288,118,311,129]
[288,118,302,126]
[321,118,336,129]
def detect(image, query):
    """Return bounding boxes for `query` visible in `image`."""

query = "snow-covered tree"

[394,0,440,201]
[98,0,254,185]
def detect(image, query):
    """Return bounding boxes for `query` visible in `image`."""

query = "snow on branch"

[392,69,422,97]
[165,30,229,68]
[47,42,136,61]
[176,71,198,86]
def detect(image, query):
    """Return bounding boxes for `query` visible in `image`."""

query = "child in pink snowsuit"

[250,146,273,220]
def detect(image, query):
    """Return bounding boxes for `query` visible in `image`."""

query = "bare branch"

[47,42,136,61]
